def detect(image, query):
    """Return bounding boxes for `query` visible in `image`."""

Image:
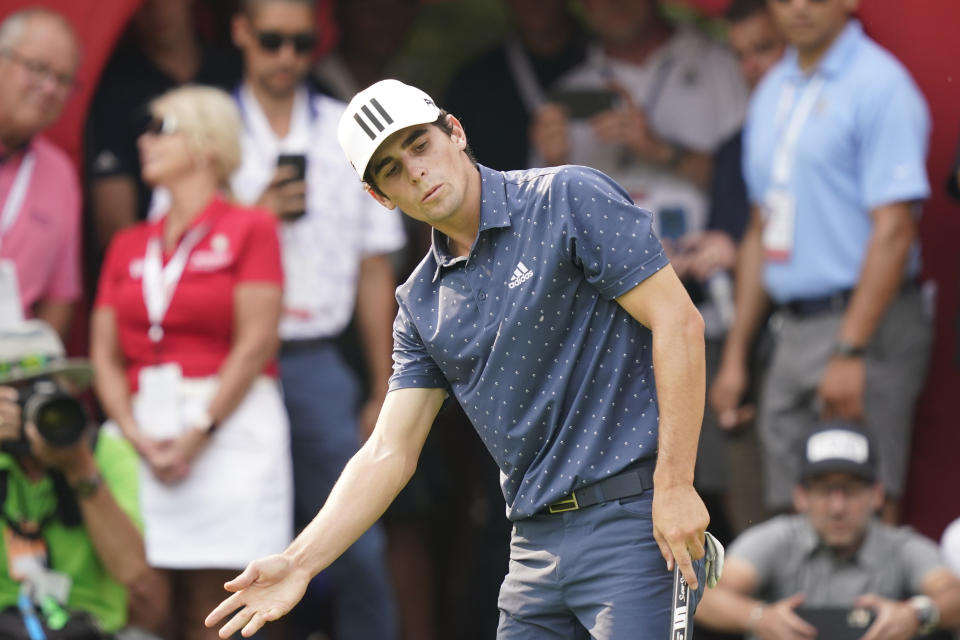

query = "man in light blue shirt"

[710,0,931,520]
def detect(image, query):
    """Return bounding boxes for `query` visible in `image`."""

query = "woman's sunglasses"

[144,115,179,136]
[256,31,317,55]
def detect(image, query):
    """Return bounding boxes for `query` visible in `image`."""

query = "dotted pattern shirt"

[390,165,669,520]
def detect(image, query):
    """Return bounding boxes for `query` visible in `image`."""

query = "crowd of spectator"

[0,0,958,638]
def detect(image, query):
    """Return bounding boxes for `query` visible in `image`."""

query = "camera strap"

[0,469,83,539]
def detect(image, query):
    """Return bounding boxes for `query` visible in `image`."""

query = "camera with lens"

[9,378,89,449]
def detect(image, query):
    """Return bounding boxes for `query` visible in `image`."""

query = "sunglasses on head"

[144,115,179,136]
[256,31,317,54]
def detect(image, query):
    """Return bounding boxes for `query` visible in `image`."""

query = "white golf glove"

[704,531,725,588]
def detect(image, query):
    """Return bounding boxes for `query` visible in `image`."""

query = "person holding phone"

[695,424,960,640]
[227,1,405,639]
[531,0,750,545]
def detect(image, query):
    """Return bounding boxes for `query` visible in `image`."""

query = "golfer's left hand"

[652,483,709,590]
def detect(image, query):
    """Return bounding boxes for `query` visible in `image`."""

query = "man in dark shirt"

[86,0,240,255]
[442,0,587,171]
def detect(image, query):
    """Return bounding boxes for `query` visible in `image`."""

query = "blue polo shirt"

[390,164,669,520]
[743,20,930,303]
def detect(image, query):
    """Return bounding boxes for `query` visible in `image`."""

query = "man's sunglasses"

[256,31,317,54]
[144,115,179,136]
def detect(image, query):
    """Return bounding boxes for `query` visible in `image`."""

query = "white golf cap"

[337,79,442,180]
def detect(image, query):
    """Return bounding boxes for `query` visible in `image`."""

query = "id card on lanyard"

[137,225,208,440]
[0,152,35,327]
[763,76,824,262]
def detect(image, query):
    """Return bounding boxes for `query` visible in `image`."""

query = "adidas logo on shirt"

[508,261,534,288]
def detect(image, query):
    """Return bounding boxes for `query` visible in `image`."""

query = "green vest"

[0,433,141,632]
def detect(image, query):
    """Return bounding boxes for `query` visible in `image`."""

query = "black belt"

[779,280,918,318]
[279,336,337,355]
[780,289,853,317]
[540,462,654,515]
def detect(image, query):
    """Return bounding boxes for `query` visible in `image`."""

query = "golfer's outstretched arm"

[617,264,709,589]
[206,386,446,638]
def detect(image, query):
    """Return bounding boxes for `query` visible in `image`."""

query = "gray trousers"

[497,490,706,639]
[758,288,932,510]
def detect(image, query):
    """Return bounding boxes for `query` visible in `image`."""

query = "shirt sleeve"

[388,300,449,392]
[95,231,130,309]
[359,191,406,257]
[728,517,795,594]
[86,82,141,181]
[556,167,669,299]
[44,167,82,302]
[857,70,931,210]
[95,431,142,530]
[898,529,945,595]
[707,131,751,241]
[703,45,749,151]
[235,210,284,285]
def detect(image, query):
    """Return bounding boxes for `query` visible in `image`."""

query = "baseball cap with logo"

[0,320,92,389]
[337,79,442,180]
[799,422,878,484]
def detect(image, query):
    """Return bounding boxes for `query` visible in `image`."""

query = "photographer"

[0,320,150,638]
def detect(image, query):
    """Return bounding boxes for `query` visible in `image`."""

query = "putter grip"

[670,565,690,640]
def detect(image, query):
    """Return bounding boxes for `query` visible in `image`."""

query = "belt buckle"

[547,493,579,514]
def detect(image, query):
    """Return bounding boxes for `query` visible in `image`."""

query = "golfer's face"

[367,119,469,225]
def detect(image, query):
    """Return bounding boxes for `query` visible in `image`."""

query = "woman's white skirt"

[132,375,293,569]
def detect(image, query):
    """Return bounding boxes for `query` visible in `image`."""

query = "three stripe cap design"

[338,79,442,179]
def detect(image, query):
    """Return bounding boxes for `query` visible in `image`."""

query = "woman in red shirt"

[91,86,292,639]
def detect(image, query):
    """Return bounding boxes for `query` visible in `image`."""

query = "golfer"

[207,79,710,639]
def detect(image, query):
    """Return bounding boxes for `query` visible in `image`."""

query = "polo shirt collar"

[148,192,230,238]
[802,515,880,566]
[0,137,32,164]
[430,164,512,282]
[782,19,864,80]
[799,517,822,557]
[853,518,883,565]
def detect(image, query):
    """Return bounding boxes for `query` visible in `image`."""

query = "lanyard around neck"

[771,75,825,185]
[0,151,35,252]
[505,38,547,114]
[142,224,209,342]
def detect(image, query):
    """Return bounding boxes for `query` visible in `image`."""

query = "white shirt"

[231,85,405,340]
[553,26,748,238]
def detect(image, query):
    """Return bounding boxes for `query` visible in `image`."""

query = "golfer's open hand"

[205,553,311,638]
[652,484,709,590]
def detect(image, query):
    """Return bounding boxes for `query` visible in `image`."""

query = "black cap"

[799,422,877,484]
